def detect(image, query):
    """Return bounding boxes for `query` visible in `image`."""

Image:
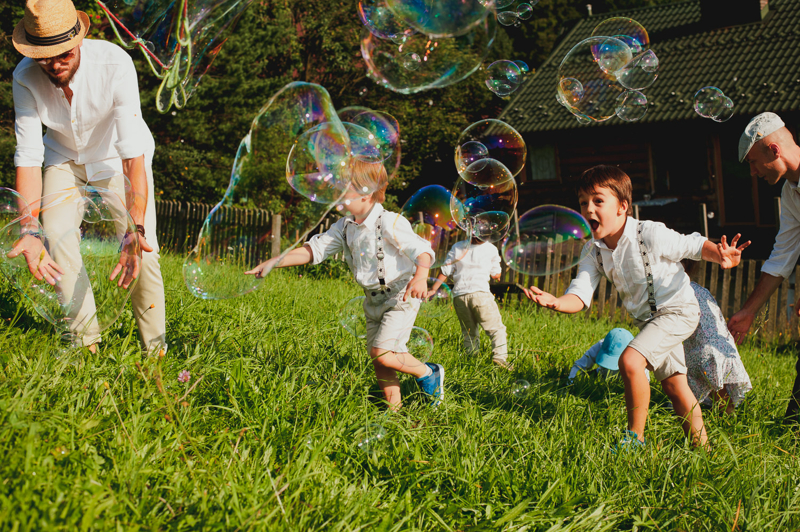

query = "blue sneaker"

[416,363,444,407]
[611,430,646,455]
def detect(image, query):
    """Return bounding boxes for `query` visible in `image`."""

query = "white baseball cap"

[739,112,785,162]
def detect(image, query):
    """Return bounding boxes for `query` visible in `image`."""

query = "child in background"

[523,165,749,449]
[245,160,444,410]
[427,236,512,370]
[681,260,752,415]
[569,328,642,383]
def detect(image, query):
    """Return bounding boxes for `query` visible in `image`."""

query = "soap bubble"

[517,3,533,20]
[358,0,415,40]
[502,205,591,276]
[557,36,631,122]
[338,296,367,339]
[385,0,492,38]
[451,164,517,241]
[615,49,659,90]
[0,187,27,228]
[513,60,531,78]
[418,278,453,319]
[398,185,471,269]
[456,141,489,176]
[694,87,734,121]
[395,326,434,368]
[485,60,522,97]
[512,379,530,399]
[338,108,402,180]
[402,52,422,70]
[712,96,735,122]
[495,0,516,8]
[473,211,512,243]
[0,186,140,344]
[455,119,527,180]
[184,82,343,300]
[591,17,649,55]
[615,90,648,122]
[356,422,387,453]
[361,14,496,94]
[497,10,518,26]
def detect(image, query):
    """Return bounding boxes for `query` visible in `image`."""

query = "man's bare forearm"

[122,154,147,225]
[15,166,43,229]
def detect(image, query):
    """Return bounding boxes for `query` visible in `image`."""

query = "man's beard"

[46,50,81,89]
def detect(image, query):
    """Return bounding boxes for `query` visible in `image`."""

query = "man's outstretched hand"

[7,234,64,286]
[110,233,152,289]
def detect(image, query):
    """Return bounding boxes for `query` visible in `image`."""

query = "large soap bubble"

[591,17,649,54]
[184,82,346,300]
[615,90,648,122]
[455,119,527,181]
[358,0,415,40]
[338,107,402,181]
[398,185,471,269]
[694,87,735,122]
[394,326,434,368]
[338,296,368,338]
[385,0,492,38]
[451,164,517,242]
[502,205,591,276]
[0,186,140,344]
[361,14,496,94]
[97,0,255,112]
[485,60,522,97]
[615,49,659,91]
[557,36,632,122]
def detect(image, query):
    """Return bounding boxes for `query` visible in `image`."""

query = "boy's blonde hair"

[348,158,389,203]
[576,165,633,215]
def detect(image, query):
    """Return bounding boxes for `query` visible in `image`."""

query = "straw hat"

[12,0,90,59]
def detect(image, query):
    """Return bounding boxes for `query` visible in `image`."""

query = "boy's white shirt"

[440,240,502,296]
[307,203,435,290]
[566,217,706,321]
[569,339,650,381]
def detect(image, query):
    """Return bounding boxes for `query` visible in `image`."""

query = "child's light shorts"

[363,284,420,354]
[627,297,701,382]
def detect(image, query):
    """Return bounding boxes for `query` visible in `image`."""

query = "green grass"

[0,254,798,530]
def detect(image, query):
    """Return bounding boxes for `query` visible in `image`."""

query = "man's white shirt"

[761,179,800,279]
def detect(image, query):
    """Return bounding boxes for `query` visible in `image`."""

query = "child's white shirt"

[306,203,435,290]
[440,240,502,296]
[566,217,706,321]
[569,340,650,381]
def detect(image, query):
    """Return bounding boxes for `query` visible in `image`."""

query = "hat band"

[25,19,81,46]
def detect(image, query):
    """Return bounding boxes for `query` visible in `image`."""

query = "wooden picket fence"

[154,199,799,344]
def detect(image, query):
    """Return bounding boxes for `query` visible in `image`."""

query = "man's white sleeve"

[13,78,44,167]
[762,184,800,279]
[112,58,147,160]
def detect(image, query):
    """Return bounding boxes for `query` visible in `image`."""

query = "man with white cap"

[728,112,800,424]
[10,0,167,353]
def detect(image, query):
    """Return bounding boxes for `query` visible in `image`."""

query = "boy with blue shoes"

[246,160,444,410]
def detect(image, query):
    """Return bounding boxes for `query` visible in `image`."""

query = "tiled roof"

[501,0,800,133]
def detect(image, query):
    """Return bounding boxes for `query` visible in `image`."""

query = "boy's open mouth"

[589,219,600,231]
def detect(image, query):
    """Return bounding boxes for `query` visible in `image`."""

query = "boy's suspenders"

[345,212,391,297]
[595,220,660,319]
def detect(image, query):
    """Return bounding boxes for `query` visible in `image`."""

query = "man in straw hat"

[729,112,800,425]
[10,0,166,353]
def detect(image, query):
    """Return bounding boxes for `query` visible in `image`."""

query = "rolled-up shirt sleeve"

[387,213,436,266]
[112,57,146,160]
[13,78,44,167]
[648,222,706,262]
[306,220,346,264]
[565,245,601,309]
[762,185,800,279]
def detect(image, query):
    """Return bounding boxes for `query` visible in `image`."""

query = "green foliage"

[0,253,798,529]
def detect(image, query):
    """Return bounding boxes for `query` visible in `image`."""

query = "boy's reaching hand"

[244,257,279,279]
[522,286,559,310]
[718,234,750,269]
[404,276,428,301]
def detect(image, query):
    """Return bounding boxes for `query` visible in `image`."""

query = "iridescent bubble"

[0,187,27,229]
[557,37,631,122]
[456,141,489,176]
[385,0,492,38]
[338,107,402,180]
[502,205,591,276]
[361,15,496,94]
[473,211,511,243]
[591,17,649,55]
[455,119,527,180]
[184,82,342,300]
[398,185,471,269]
[615,90,648,122]
[615,49,659,91]
[693,86,728,119]
[451,163,517,241]
[395,326,434,368]
[402,52,422,71]
[517,3,533,20]
[712,96,735,122]
[512,379,530,399]
[485,60,522,97]
[0,186,139,344]
[358,0,415,40]
[356,422,387,453]
[338,296,367,339]
[418,278,452,319]
[497,10,518,26]
[513,60,531,77]
[286,122,354,203]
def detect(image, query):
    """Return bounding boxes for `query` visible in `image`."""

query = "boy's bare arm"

[426,272,448,298]
[244,244,314,278]
[701,234,750,269]
[521,286,585,313]
[405,252,432,301]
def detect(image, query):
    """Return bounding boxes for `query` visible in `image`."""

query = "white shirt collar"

[346,202,384,227]
[592,216,637,250]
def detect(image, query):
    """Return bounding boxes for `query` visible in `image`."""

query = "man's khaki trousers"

[41,159,167,352]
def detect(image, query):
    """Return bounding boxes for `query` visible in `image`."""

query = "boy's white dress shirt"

[566,217,706,321]
[441,240,503,297]
[307,203,434,290]
[13,39,154,179]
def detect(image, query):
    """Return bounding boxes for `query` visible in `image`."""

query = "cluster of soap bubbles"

[0,185,140,346]
[484,59,531,97]
[693,87,735,122]
[183,82,401,300]
[359,0,497,94]
[98,0,254,112]
[557,17,659,124]
[496,0,538,27]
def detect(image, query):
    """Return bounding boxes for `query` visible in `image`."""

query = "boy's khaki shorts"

[627,298,700,382]
[363,284,420,353]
